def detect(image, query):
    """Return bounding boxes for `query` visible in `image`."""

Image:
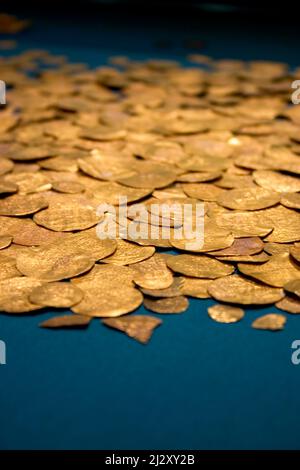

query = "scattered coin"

[252,313,286,331]
[207,304,244,323]
[144,296,189,314]
[102,315,162,344]
[40,314,91,328]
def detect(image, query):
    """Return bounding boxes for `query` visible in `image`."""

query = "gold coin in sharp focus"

[102,315,162,344]
[29,282,84,308]
[144,296,189,314]
[0,193,48,216]
[276,296,300,314]
[252,313,286,331]
[39,314,91,329]
[208,274,284,305]
[207,304,245,323]
[166,254,234,279]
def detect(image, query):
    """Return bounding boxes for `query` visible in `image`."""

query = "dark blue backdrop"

[0,6,300,449]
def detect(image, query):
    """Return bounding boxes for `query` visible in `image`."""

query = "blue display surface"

[0,8,300,450]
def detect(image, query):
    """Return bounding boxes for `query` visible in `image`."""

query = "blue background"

[0,4,300,450]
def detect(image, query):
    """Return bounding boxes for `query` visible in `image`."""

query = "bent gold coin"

[102,315,162,344]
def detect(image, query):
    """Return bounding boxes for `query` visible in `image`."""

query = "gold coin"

[253,170,300,193]
[166,254,234,279]
[238,253,300,288]
[276,296,300,314]
[40,314,91,328]
[217,187,280,211]
[180,277,213,298]
[102,315,162,344]
[144,296,189,314]
[0,235,12,250]
[140,277,184,298]
[30,282,84,308]
[284,279,300,298]
[210,237,263,257]
[0,277,45,313]
[0,194,48,216]
[34,203,101,231]
[130,253,173,289]
[101,239,155,265]
[252,313,286,331]
[207,304,244,323]
[208,274,284,304]
[290,244,300,263]
[0,254,21,280]
[280,193,300,210]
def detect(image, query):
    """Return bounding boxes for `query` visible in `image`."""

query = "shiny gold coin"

[253,170,300,193]
[252,313,286,331]
[0,277,44,313]
[33,203,101,231]
[284,279,300,298]
[0,180,18,195]
[0,254,21,280]
[217,187,280,211]
[102,315,162,344]
[180,277,213,298]
[238,253,300,288]
[0,235,12,250]
[280,193,300,210]
[166,254,234,279]
[51,180,85,194]
[140,277,183,298]
[0,194,48,216]
[144,296,189,314]
[276,296,300,314]
[30,282,84,308]
[207,304,244,323]
[0,216,65,246]
[208,274,284,304]
[212,211,273,238]
[40,314,91,328]
[101,239,155,265]
[130,253,173,289]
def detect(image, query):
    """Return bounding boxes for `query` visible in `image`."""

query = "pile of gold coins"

[0,49,300,343]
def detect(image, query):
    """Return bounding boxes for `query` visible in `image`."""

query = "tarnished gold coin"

[208,275,284,304]
[252,313,286,331]
[40,314,91,328]
[0,194,48,216]
[166,254,234,279]
[144,296,189,314]
[210,237,263,257]
[207,304,244,323]
[217,187,280,211]
[102,315,162,344]
[30,282,84,308]
[276,296,300,314]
